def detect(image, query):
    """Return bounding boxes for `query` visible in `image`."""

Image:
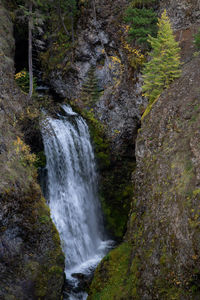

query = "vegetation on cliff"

[4,0,200,299]
[89,13,200,300]
[142,10,181,103]
[124,7,157,47]
[0,2,64,299]
[88,1,200,299]
[194,28,200,50]
[68,103,135,239]
[88,243,134,300]
[124,0,158,48]
[89,56,200,300]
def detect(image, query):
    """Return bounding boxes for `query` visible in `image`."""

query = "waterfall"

[42,105,113,299]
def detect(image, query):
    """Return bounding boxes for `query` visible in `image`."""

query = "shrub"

[15,70,37,93]
[194,29,200,50]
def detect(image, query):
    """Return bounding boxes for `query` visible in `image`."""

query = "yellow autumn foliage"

[121,25,145,69]
[15,70,27,80]
[14,136,37,166]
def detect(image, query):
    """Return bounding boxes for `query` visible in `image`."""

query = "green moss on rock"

[88,53,200,300]
[88,242,134,300]
[99,161,135,239]
[68,102,135,239]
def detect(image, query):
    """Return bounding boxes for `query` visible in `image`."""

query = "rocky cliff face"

[124,54,200,299]
[89,1,200,299]
[40,0,146,239]
[2,0,200,298]
[43,0,144,155]
[160,0,200,29]
[0,2,64,299]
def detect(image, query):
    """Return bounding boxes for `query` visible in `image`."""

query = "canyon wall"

[0,2,64,299]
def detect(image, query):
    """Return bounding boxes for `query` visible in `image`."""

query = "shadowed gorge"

[1,0,200,299]
[14,24,28,72]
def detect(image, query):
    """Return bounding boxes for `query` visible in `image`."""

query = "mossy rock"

[88,242,137,300]
[68,102,135,239]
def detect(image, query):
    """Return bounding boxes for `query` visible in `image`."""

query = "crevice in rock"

[14,23,28,73]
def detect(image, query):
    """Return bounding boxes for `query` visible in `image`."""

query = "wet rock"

[0,1,65,299]
[88,0,200,296]
[45,0,145,156]
[71,272,94,291]
[88,55,200,300]
[126,54,200,298]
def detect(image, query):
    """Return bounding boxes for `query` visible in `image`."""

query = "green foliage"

[69,102,134,239]
[88,243,137,300]
[124,7,157,47]
[194,29,200,50]
[40,37,73,75]
[100,161,135,239]
[128,0,158,8]
[39,214,50,224]
[61,0,77,18]
[142,10,181,103]
[39,0,79,75]
[15,70,37,93]
[81,67,100,104]
[15,0,47,28]
[15,0,78,39]
[34,151,46,168]
[49,265,63,275]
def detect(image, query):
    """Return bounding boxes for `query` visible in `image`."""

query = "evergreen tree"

[57,0,77,44]
[16,0,78,98]
[16,0,46,99]
[81,66,99,104]
[124,7,157,47]
[142,10,181,103]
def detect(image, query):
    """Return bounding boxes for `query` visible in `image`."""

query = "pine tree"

[124,7,157,47]
[142,10,181,103]
[81,66,99,104]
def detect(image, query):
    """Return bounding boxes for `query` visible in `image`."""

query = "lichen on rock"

[0,1,64,299]
[88,1,200,298]
[89,47,200,300]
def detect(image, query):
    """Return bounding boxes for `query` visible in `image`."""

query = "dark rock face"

[160,0,200,29]
[41,0,142,239]
[89,54,200,300]
[0,187,64,300]
[71,272,94,291]
[44,0,145,155]
[88,1,200,299]
[0,1,64,299]
[126,54,200,299]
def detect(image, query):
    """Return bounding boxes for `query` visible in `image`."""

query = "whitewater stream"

[42,105,113,299]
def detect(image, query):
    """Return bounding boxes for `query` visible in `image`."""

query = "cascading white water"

[42,105,113,299]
